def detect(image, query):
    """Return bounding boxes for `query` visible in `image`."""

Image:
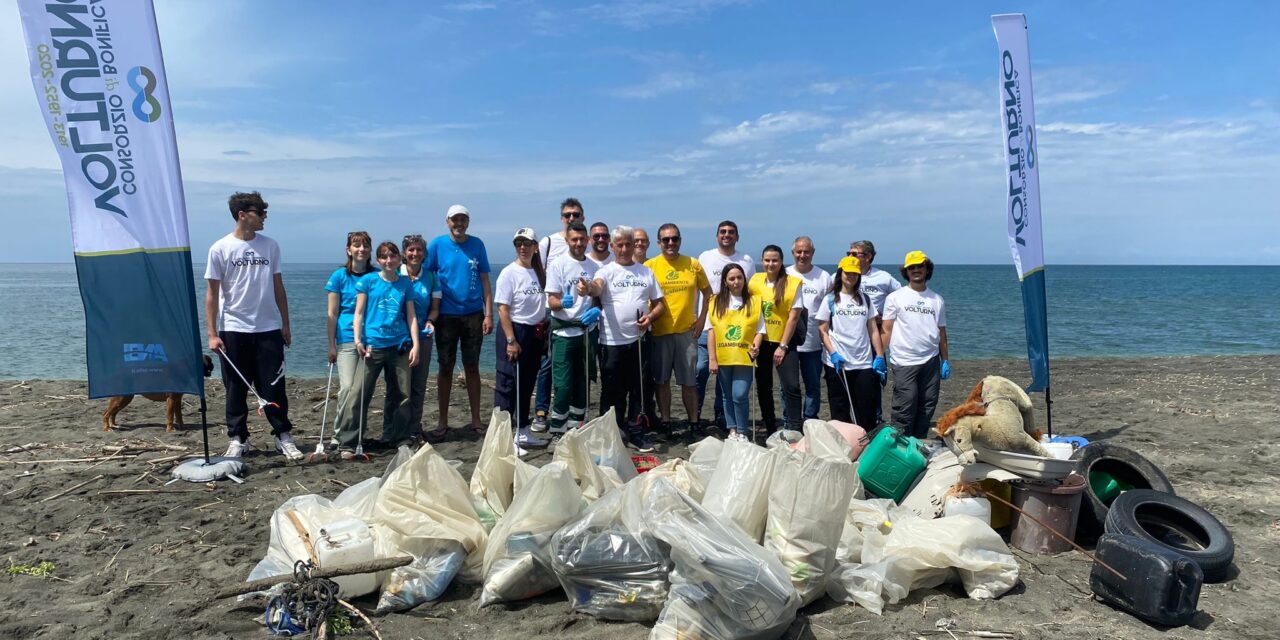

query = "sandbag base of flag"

[171,456,246,483]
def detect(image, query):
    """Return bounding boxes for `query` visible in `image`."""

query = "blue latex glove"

[562,290,575,310]
[830,351,846,370]
[940,359,951,380]
[580,307,601,328]
[872,355,886,383]
[421,322,435,337]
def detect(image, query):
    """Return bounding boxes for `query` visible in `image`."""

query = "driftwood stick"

[338,599,384,640]
[40,474,106,503]
[98,489,204,496]
[213,555,413,599]
[975,485,1127,581]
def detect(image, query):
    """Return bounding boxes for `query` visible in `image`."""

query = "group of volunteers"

[203,192,951,462]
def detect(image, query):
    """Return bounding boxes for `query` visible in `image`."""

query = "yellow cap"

[903,250,929,268]
[837,255,862,274]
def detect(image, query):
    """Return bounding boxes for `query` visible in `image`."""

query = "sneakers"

[515,427,549,449]
[627,430,656,453]
[224,437,247,458]
[275,433,305,461]
[339,449,358,461]
[726,431,749,443]
[531,411,549,433]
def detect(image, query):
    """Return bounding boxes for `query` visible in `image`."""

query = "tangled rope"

[264,560,341,638]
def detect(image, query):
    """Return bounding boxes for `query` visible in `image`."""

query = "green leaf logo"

[666,269,678,280]
[761,301,774,318]
[726,325,743,341]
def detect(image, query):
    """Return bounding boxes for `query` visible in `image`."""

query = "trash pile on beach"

[235,388,1235,638]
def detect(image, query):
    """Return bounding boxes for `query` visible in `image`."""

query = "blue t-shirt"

[356,273,413,349]
[324,267,367,344]
[408,272,440,334]
[425,234,490,315]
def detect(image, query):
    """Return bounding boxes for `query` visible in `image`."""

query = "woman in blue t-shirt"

[393,234,440,442]
[348,241,421,456]
[325,231,373,451]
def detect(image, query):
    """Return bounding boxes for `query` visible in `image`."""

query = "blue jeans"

[695,333,725,423]
[535,350,552,415]
[798,350,824,420]
[718,365,754,435]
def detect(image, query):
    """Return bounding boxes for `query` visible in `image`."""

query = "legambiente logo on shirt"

[230,249,270,267]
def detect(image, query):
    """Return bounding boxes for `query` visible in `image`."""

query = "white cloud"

[446,1,498,11]
[579,0,748,30]
[610,71,699,99]
[703,111,833,146]
[816,110,993,152]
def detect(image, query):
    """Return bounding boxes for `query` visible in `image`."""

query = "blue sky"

[2,0,1277,266]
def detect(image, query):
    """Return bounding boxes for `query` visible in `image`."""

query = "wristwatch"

[778,344,790,352]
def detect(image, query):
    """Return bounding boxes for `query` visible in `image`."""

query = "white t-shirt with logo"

[204,233,283,333]
[539,233,570,270]
[786,265,834,353]
[697,249,757,294]
[544,255,600,338]
[494,264,546,326]
[859,267,902,316]
[815,291,878,370]
[596,262,661,346]
[883,287,947,366]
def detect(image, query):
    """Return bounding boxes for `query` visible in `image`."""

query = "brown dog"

[102,355,215,432]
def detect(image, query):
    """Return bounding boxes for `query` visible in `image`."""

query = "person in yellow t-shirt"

[644,223,713,435]
[747,244,805,434]
[707,263,765,442]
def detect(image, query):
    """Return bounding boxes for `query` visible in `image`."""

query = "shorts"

[435,312,485,370]
[652,331,698,386]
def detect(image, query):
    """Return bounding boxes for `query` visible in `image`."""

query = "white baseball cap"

[513,227,537,242]
[446,204,470,219]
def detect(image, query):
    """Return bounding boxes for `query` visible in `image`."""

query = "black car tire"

[1071,442,1174,540]
[1105,489,1234,583]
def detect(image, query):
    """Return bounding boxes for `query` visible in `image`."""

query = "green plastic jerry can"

[858,426,928,502]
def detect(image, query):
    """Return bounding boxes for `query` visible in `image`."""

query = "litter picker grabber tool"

[837,361,855,422]
[513,356,528,456]
[309,362,335,461]
[216,346,281,416]
[351,349,371,462]
[635,310,650,432]
[748,357,758,445]
[583,329,592,427]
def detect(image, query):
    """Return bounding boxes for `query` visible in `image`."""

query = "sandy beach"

[0,355,1276,639]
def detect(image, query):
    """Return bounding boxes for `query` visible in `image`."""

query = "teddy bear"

[937,375,1051,464]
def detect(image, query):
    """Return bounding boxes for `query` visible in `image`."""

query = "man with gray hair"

[590,225,666,452]
[785,235,832,423]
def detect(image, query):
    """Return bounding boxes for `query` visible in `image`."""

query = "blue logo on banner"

[127,66,162,123]
[124,343,168,363]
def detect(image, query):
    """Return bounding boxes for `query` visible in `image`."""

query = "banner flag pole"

[993,13,1052,435]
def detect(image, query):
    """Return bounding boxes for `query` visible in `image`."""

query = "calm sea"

[1,263,1275,380]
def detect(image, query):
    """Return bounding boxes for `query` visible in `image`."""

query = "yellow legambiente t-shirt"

[644,254,711,336]
[748,273,802,344]
[709,296,763,367]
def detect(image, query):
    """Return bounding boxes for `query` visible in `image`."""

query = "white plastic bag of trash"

[645,477,801,640]
[549,472,680,622]
[687,435,723,481]
[765,445,859,605]
[702,439,778,542]
[479,462,583,607]
[835,498,898,564]
[640,458,706,502]
[826,514,1019,614]
[372,443,488,610]
[470,409,518,531]
[553,409,629,502]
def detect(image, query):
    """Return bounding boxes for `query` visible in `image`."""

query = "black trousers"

[755,341,781,431]
[891,355,942,439]
[600,341,642,429]
[824,365,881,429]
[776,348,803,429]
[218,329,292,441]
[640,332,659,428]
[495,323,545,429]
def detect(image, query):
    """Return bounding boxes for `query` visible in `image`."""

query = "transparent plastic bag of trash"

[826,513,1019,614]
[765,429,803,451]
[765,445,858,605]
[645,477,801,640]
[835,498,898,564]
[374,536,466,613]
[479,462,583,607]
[373,442,488,605]
[640,458,706,502]
[702,439,778,542]
[470,409,518,531]
[549,473,679,621]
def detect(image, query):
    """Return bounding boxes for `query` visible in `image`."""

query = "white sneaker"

[224,437,247,458]
[275,433,305,461]
[530,412,549,433]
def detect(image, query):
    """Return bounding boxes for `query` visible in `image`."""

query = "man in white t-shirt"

[531,197,585,432]
[694,220,756,432]
[783,236,833,424]
[204,191,302,461]
[882,250,950,439]
[544,221,601,432]
[588,225,666,452]
[587,221,614,269]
